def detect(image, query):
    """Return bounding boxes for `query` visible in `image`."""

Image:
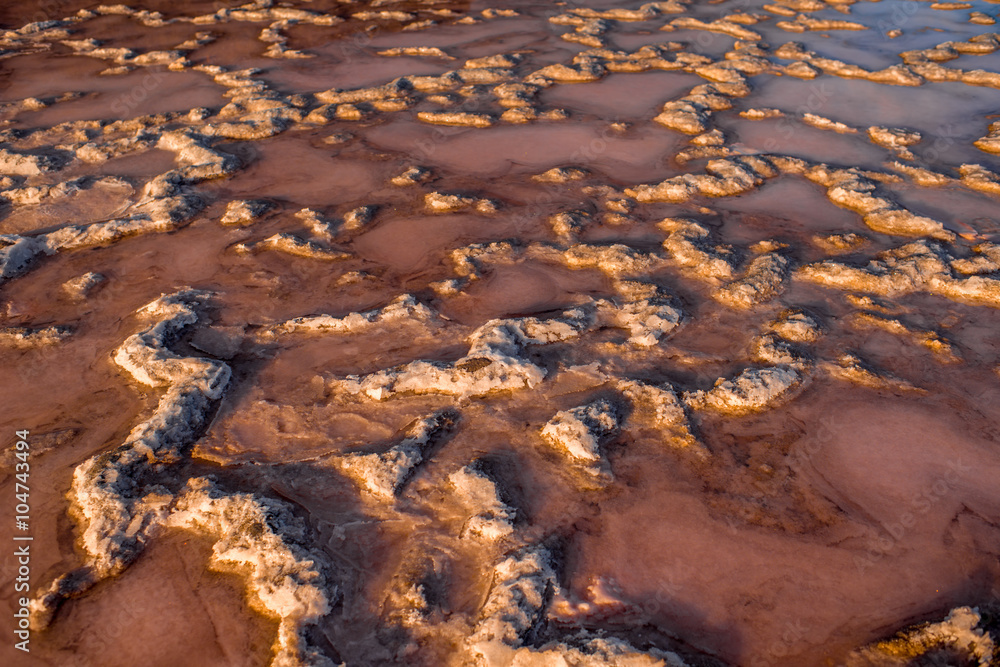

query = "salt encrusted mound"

[619,380,706,457]
[713,252,789,308]
[334,307,593,400]
[343,204,376,231]
[658,218,735,280]
[685,367,802,415]
[245,233,352,261]
[31,290,229,614]
[559,243,668,276]
[550,210,591,240]
[798,241,1000,306]
[62,271,105,300]
[468,546,559,662]
[820,353,923,393]
[769,310,820,343]
[0,234,45,283]
[222,198,273,225]
[467,545,689,666]
[31,291,333,667]
[268,294,437,337]
[426,191,499,214]
[540,399,619,463]
[532,166,588,183]
[112,290,230,394]
[844,606,996,667]
[449,463,516,541]
[749,326,793,364]
[602,281,683,347]
[168,478,333,667]
[337,410,456,500]
[0,325,71,348]
[390,165,433,186]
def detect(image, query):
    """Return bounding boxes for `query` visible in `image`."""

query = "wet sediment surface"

[2,1,1000,665]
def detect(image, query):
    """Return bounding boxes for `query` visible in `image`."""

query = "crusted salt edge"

[426,191,498,214]
[769,309,821,343]
[336,409,455,500]
[62,271,105,300]
[632,159,954,240]
[467,545,689,666]
[540,398,619,463]
[30,290,228,602]
[166,479,334,667]
[467,546,559,661]
[619,380,707,457]
[820,353,923,393]
[30,291,333,666]
[222,198,272,225]
[449,463,516,541]
[685,366,803,415]
[845,605,996,666]
[714,252,789,308]
[266,294,437,337]
[601,281,683,347]
[848,311,961,362]
[241,233,352,261]
[798,240,1000,306]
[1,198,200,284]
[658,218,736,280]
[333,307,594,400]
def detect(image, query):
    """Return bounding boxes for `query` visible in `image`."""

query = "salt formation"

[61,272,105,300]
[449,464,516,541]
[601,281,684,347]
[6,0,1000,663]
[619,381,705,457]
[845,606,997,666]
[0,325,71,348]
[221,199,273,225]
[658,218,736,280]
[334,308,593,400]
[425,191,499,214]
[336,410,456,500]
[266,295,437,337]
[714,252,789,308]
[243,233,352,261]
[540,399,619,464]
[685,367,803,415]
[28,292,332,667]
[799,241,1000,306]
[768,310,821,343]
[820,353,923,392]
[466,546,690,666]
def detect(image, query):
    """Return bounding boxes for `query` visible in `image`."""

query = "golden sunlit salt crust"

[5,0,1000,663]
[29,291,333,667]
